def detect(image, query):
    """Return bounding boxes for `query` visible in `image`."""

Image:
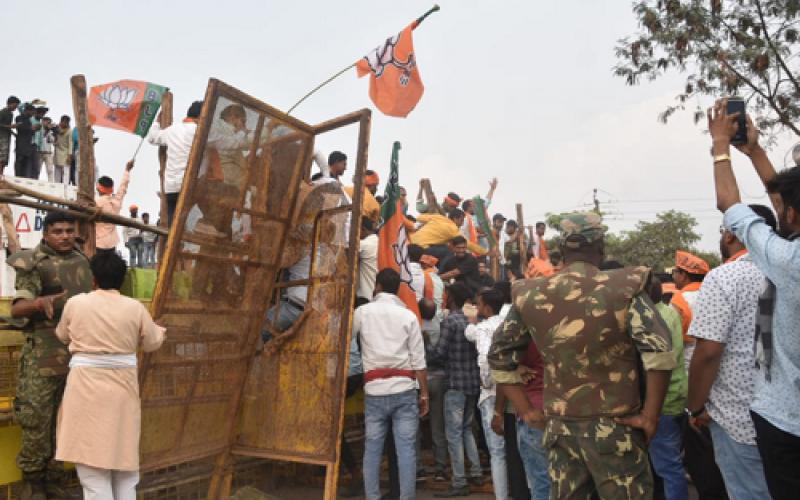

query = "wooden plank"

[0,183,167,235]
[421,178,444,214]
[70,75,97,256]
[157,91,173,265]
[312,109,369,135]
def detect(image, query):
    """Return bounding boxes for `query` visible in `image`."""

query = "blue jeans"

[516,420,550,500]
[443,390,482,488]
[709,420,770,500]
[649,415,689,500]
[261,299,303,341]
[478,397,508,500]
[363,390,419,500]
[142,242,156,267]
[126,238,143,268]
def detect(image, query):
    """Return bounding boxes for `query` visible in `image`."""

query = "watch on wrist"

[685,405,706,418]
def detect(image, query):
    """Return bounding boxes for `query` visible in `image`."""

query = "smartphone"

[726,97,747,145]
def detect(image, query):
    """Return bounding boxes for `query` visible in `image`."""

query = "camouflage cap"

[558,212,607,249]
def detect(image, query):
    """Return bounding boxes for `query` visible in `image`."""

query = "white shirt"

[497,231,509,265]
[357,234,378,299]
[353,292,426,396]
[122,217,141,242]
[408,262,425,301]
[688,253,763,445]
[147,120,197,193]
[465,314,504,404]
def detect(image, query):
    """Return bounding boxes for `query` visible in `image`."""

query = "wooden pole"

[71,75,97,256]
[0,191,167,236]
[421,178,444,214]
[0,204,20,254]
[157,91,173,265]
[516,203,526,277]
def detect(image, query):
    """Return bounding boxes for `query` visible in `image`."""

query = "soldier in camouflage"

[488,212,676,499]
[10,211,92,500]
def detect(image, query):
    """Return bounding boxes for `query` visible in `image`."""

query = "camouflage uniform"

[488,213,676,500]
[9,241,92,479]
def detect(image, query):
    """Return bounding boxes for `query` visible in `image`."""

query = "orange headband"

[96,183,113,195]
[444,195,458,206]
[364,172,379,186]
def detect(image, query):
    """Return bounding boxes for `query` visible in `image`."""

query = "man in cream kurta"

[55,252,165,500]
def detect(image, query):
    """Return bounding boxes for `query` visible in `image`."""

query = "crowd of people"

[1,95,160,267]
[1,96,77,183]
[340,99,799,500]
[4,92,800,500]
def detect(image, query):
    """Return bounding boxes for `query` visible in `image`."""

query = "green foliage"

[615,0,800,140]
[603,210,719,271]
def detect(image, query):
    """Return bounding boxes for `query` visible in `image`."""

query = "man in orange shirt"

[670,250,710,368]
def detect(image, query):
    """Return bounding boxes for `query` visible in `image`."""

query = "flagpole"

[131,136,146,161]
[286,4,440,116]
[287,62,357,115]
[130,93,167,161]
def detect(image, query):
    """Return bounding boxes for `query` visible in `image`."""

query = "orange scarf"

[725,249,748,264]
[423,269,435,300]
[537,235,549,261]
[671,281,702,343]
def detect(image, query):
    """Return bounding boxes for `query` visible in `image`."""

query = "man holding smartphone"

[709,98,800,499]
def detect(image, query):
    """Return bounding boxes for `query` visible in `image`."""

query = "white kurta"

[55,289,165,470]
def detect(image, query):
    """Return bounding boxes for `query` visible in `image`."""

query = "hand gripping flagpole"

[286,4,440,116]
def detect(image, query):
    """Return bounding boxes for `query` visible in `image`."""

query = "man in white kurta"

[55,252,165,500]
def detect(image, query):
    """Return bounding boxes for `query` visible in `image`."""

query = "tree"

[544,210,720,271]
[605,210,720,271]
[615,0,800,140]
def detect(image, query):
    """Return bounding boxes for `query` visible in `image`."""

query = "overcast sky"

[5,0,798,253]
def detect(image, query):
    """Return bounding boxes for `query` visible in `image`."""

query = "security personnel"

[488,212,676,499]
[10,211,92,500]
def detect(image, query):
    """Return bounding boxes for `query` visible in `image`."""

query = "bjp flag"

[356,22,425,118]
[87,80,168,137]
[378,142,421,320]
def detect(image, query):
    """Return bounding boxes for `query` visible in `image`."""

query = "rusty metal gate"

[138,79,370,498]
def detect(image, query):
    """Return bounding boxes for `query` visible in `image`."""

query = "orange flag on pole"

[378,142,421,321]
[356,21,425,118]
[87,79,167,137]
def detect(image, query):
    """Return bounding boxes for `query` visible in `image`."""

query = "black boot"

[19,476,47,500]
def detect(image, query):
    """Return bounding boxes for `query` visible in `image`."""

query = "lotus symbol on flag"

[98,85,137,121]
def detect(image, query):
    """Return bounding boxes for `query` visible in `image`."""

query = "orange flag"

[87,79,167,137]
[356,22,425,118]
[378,142,421,321]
